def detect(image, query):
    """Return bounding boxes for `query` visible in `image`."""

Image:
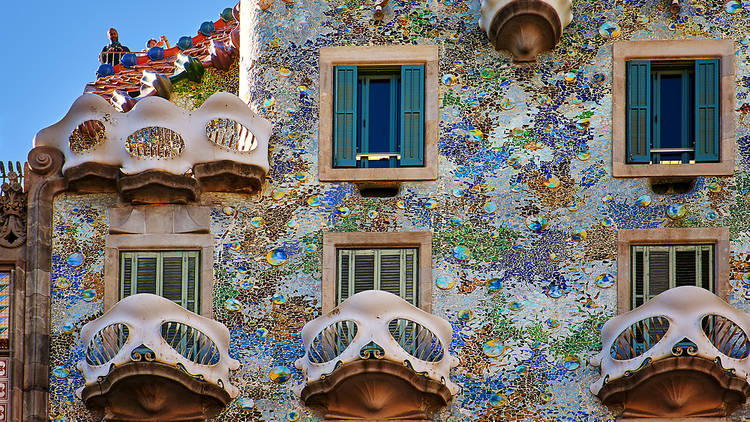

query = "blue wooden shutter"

[626,61,651,163]
[695,59,719,162]
[400,65,424,166]
[334,66,357,167]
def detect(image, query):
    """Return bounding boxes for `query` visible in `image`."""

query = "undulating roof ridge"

[85,3,240,111]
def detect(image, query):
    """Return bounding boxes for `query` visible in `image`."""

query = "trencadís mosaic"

[49,0,750,420]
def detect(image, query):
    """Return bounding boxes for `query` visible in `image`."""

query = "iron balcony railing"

[99,50,146,66]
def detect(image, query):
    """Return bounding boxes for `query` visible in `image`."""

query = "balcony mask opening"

[648,177,696,195]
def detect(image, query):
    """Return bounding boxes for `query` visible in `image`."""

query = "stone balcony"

[32,91,270,204]
[294,290,459,421]
[76,294,240,421]
[590,286,750,418]
[479,0,572,62]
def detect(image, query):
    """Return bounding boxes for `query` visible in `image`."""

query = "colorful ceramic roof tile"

[84,4,240,107]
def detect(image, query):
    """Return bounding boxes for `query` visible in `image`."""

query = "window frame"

[336,248,419,306]
[319,45,439,182]
[352,69,401,169]
[617,228,729,314]
[322,232,432,313]
[612,39,735,177]
[630,244,714,308]
[119,251,201,314]
[649,63,694,164]
[104,205,214,317]
[0,268,12,352]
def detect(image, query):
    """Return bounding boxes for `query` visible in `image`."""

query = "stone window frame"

[103,205,214,317]
[616,228,730,314]
[612,39,735,178]
[318,45,439,182]
[322,232,433,313]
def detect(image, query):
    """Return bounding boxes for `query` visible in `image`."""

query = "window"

[626,60,719,164]
[120,251,200,313]
[105,204,214,316]
[0,271,9,350]
[334,65,424,169]
[337,248,418,306]
[322,232,432,312]
[319,45,438,182]
[611,39,734,178]
[630,244,714,309]
[616,228,729,313]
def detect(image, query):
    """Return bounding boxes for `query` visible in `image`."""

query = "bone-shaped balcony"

[590,286,750,418]
[295,290,459,421]
[76,294,240,421]
[32,91,270,204]
[479,0,573,62]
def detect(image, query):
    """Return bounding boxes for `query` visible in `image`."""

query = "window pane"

[367,79,394,155]
[657,74,684,162]
[648,250,669,298]
[0,272,10,350]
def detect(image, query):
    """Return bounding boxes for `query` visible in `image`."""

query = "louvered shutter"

[353,251,376,295]
[186,253,198,313]
[162,253,184,306]
[632,248,645,308]
[675,248,697,287]
[336,248,420,306]
[337,250,350,303]
[626,61,651,163]
[379,250,403,298]
[700,247,713,291]
[400,65,425,166]
[647,249,669,299]
[334,66,357,167]
[404,249,416,305]
[695,59,720,162]
[135,254,158,295]
[121,253,133,299]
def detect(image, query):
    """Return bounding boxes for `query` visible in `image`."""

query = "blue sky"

[0,1,233,166]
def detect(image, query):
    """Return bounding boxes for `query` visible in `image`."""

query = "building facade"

[1,0,750,420]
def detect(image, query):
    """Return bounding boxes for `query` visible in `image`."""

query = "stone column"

[22,147,66,422]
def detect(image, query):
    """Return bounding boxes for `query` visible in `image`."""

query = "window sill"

[612,161,734,178]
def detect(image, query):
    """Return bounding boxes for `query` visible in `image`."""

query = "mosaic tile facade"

[47,0,750,420]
